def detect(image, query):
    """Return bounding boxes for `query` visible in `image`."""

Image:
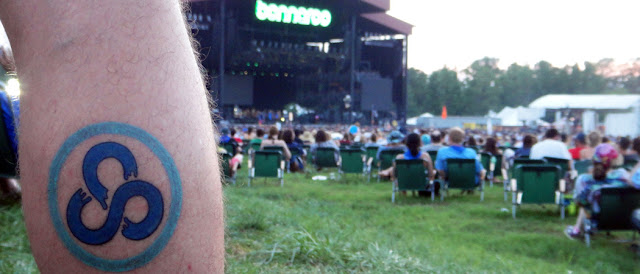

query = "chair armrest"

[280,160,286,170]
[510,178,517,192]
[559,179,566,193]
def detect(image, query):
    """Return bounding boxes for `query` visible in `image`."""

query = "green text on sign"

[255,0,332,28]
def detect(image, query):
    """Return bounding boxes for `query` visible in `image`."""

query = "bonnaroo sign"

[255,0,332,28]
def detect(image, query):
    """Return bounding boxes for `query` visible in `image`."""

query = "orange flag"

[441,106,448,119]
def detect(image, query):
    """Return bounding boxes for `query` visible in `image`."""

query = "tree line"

[407,57,640,117]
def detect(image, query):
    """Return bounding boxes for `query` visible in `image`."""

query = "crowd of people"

[218,123,640,241]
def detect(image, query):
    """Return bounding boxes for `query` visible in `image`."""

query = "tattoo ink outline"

[48,122,182,272]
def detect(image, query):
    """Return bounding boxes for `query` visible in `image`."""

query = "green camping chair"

[510,164,564,219]
[219,152,235,185]
[392,159,433,202]
[315,147,340,175]
[583,187,640,247]
[443,158,483,201]
[623,159,638,171]
[365,145,380,182]
[543,157,571,179]
[574,160,591,175]
[219,142,236,155]
[248,151,284,187]
[378,148,405,182]
[263,145,284,153]
[427,151,438,163]
[339,148,366,179]
[480,153,503,187]
[249,141,262,154]
[504,158,547,201]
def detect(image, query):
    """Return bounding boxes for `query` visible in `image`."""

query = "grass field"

[2,167,639,273]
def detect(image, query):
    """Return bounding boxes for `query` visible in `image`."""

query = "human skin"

[0,0,223,272]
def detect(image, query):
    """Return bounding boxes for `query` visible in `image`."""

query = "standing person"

[1,0,224,272]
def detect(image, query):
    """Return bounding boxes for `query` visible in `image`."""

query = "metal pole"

[219,0,226,120]
[400,35,408,126]
[349,14,356,125]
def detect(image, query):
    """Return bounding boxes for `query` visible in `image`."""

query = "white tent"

[407,112,433,126]
[529,94,640,110]
[490,106,544,126]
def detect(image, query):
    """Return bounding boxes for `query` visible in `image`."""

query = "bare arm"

[1,1,223,272]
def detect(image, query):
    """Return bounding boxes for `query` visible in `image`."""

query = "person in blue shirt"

[379,133,434,180]
[435,127,485,185]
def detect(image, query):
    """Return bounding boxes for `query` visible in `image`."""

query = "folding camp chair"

[623,159,639,171]
[392,159,433,202]
[249,142,262,155]
[504,158,546,201]
[315,147,340,176]
[248,151,284,187]
[365,145,380,182]
[574,160,591,175]
[339,148,366,179]
[219,152,235,185]
[510,164,564,219]
[443,158,483,201]
[378,148,404,182]
[480,153,502,187]
[584,187,640,247]
[219,142,236,155]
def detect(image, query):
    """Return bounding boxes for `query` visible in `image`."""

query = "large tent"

[489,106,545,127]
[406,112,433,126]
[528,94,640,136]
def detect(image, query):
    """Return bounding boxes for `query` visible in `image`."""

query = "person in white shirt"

[530,128,574,169]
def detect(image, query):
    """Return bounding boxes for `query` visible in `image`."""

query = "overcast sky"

[387,0,640,73]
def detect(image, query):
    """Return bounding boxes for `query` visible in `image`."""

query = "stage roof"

[361,12,413,35]
[529,94,640,110]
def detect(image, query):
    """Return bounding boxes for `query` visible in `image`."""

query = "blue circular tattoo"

[48,122,182,272]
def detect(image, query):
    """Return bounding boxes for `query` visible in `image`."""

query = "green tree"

[462,57,503,114]
[426,68,463,115]
[406,68,429,117]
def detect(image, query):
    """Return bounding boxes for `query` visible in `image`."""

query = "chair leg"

[512,192,517,219]
[431,185,435,202]
[392,184,395,203]
[504,182,508,201]
[560,194,565,219]
[480,181,485,201]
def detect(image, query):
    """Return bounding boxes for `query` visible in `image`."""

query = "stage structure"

[186,0,412,124]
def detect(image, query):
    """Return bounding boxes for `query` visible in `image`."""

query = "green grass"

[2,167,640,273]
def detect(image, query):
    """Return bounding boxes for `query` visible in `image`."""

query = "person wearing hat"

[568,133,587,160]
[423,130,447,152]
[419,134,431,152]
[376,130,407,179]
[376,130,406,161]
[565,143,639,239]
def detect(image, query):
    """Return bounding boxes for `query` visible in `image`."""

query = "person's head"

[574,133,586,146]
[448,127,464,145]
[484,137,498,154]
[268,126,278,139]
[467,136,477,147]
[370,133,377,143]
[406,133,421,157]
[592,143,619,181]
[587,131,601,148]
[294,129,303,139]
[282,129,295,144]
[220,127,230,136]
[247,127,254,135]
[431,130,442,143]
[315,130,328,143]
[561,133,568,143]
[523,134,535,148]
[230,128,236,137]
[633,137,640,154]
[544,128,560,140]
[387,131,405,145]
[619,137,631,151]
[421,134,431,146]
[256,128,265,138]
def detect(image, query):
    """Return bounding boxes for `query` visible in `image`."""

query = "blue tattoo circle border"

[47,122,182,272]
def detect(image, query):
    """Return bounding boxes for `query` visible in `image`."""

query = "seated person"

[419,134,431,151]
[620,137,640,164]
[259,126,292,161]
[482,137,502,156]
[219,127,243,177]
[282,129,305,172]
[364,133,379,148]
[376,130,406,161]
[309,130,340,166]
[380,133,434,180]
[568,133,586,160]
[249,128,265,151]
[514,134,535,158]
[435,127,486,186]
[564,144,639,239]
[422,130,446,152]
[579,131,601,160]
[530,128,574,175]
